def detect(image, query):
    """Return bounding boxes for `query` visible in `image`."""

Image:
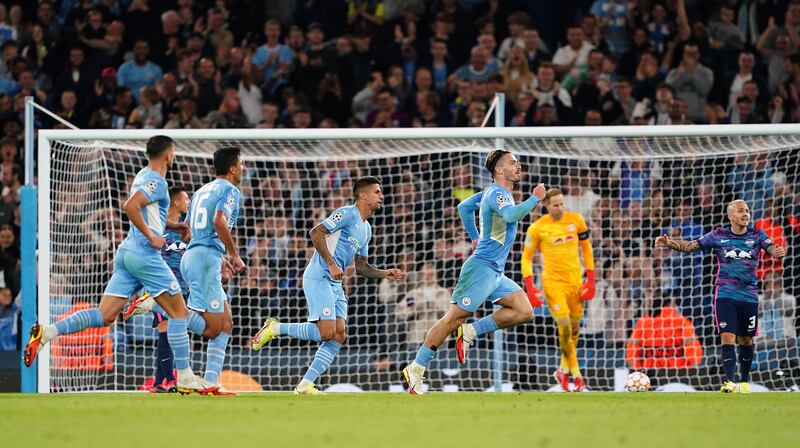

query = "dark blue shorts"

[715,297,758,336]
[151,312,167,328]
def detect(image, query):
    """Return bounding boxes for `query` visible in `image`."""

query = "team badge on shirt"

[745,239,755,247]
[210,299,221,310]
[322,306,332,316]
[567,224,576,232]
[461,296,472,306]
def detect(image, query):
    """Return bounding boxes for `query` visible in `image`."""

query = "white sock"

[463,323,476,342]
[177,367,195,383]
[44,325,58,341]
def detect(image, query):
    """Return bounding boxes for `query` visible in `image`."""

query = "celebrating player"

[251,176,404,395]
[402,149,546,395]
[177,147,245,394]
[655,199,785,393]
[24,135,209,394]
[521,188,595,392]
[145,185,191,393]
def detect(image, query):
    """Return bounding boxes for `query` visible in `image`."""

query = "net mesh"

[44,133,800,392]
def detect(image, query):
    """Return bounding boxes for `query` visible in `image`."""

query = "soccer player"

[402,149,546,395]
[521,188,595,392]
[145,186,191,393]
[655,199,785,393]
[179,147,245,394]
[23,135,209,394]
[251,176,404,395]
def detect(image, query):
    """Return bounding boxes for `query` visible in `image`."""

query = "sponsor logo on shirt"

[347,236,362,251]
[724,250,752,260]
[567,224,576,232]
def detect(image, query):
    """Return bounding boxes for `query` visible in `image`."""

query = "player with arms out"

[402,149,546,395]
[655,199,785,393]
[521,188,595,392]
[24,135,209,393]
[251,176,404,395]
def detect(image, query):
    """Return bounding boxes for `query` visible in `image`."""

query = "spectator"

[754,199,786,281]
[625,296,703,370]
[665,42,713,122]
[206,89,248,129]
[582,262,617,348]
[127,86,163,129]
[645,82,675,125]
[88,86,132,129]
[757,19,794,97]
[716,50,766,114]
[453,45,497,82]
[497,11,529,64]
[552,25,595,76]
[589,0,633,58]
[394,262,449,347]
[759,270,797,343]
[521,26,550,73]
[190,57,222,118]
[0,286,17,351]
[428,38,451,92]
[257,101,279,129]
[20,25,51,76]
[117,39,163,104]
[411,91,448,127]
[501,46,535,104]
[252,20,293,86]
[164,98,207,129]
[56,89,81,128]
[526,62,573,124]
[365,87,408,127]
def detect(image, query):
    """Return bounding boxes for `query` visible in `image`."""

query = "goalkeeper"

[521,188,595,392]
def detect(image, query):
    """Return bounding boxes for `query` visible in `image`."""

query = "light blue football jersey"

[473,184,519,271]
[304,205,372,282]
[186,178,241,253]
[119,167,170,254]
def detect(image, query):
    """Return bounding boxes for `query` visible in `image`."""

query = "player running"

[179,147,245,394]
[23,135,209,394]
[251,176,404,395]
[402,149,546,395]
[655,199,785,393]
[521,188,595,392]
[144,185,191,393]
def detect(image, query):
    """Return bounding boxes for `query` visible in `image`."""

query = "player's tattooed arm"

[654,234,701,252]
[355,255,404,280]
[767,244,786,260]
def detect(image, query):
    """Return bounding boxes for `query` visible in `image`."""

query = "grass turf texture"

[1,392,797,448]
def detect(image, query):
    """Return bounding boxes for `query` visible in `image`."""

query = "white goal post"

[35,124,800,393]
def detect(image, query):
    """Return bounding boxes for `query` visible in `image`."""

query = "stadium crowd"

[0,1,799,378]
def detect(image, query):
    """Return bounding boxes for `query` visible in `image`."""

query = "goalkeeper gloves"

[523,276,544,307]
[580,270,596,301]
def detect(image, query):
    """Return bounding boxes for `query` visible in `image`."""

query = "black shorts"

[715,298,758,336]
[151,311,167,328]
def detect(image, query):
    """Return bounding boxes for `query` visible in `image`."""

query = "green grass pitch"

[1,392,797,448]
